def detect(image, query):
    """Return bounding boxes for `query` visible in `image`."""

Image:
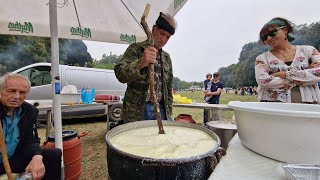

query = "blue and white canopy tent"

[0,0,188,178]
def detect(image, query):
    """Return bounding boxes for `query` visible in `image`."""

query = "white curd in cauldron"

[110,126,216,159]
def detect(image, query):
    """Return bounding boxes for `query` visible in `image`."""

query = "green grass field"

[172,91,257,124]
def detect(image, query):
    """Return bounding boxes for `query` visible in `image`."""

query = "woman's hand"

[308,62,320,68]
[272,71,286,79]
[281,82,291,90]
[280,79,295,90]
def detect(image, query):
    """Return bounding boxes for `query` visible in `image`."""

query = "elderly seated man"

[0,73,61,180]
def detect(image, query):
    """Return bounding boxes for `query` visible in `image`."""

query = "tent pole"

[49,0,65,179]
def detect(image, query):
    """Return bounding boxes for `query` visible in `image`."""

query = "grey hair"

[162,13,177,29]
[0,73,31,93]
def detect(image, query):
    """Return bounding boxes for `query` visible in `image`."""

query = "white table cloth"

[209,134,288,180]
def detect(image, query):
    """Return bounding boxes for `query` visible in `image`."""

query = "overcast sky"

[84,0,320,82]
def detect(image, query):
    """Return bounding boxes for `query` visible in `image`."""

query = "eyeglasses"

[260,26,285,41]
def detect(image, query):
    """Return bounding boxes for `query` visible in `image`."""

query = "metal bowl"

[207,121,237,149]
[283,164,320,180]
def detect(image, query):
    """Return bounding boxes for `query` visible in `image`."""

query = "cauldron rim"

[105,120,221,163]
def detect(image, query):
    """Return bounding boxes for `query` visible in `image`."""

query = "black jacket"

[0,102,42,160]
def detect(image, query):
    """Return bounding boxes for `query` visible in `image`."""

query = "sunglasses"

[260,26,285,41]
[213,75,219,77]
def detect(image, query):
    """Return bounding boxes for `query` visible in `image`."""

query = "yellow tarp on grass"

[173,94,192,104]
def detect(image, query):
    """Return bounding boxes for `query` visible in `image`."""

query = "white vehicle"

[13,63,126,121]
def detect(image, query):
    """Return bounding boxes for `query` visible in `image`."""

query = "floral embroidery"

[314,69,320,77]
[269,59,279,65]
[293,80,303,86]
[263,78,272,84]
[269,91,278,99]
[256,59,263,65]
[270,67,280,74]
[296,56,305,62]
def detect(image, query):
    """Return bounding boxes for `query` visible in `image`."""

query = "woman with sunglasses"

[255,17,320,103]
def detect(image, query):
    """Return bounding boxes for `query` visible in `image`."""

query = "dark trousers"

[0,148,62,180]
[144,101,167,120]
[203,100,220,124]
[203,109,209,124]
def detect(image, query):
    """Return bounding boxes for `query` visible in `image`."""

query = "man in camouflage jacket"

[114,12,176,123]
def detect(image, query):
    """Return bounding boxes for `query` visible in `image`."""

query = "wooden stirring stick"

[140,4,165,134]
[0,121,13,180]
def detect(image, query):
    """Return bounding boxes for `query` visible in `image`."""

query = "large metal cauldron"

[106,120,223,180]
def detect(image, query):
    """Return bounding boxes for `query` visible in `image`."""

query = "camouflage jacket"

[114,40,173,123]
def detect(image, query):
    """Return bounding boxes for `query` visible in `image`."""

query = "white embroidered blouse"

[255,45,320,103]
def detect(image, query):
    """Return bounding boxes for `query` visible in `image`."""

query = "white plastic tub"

[228,101,320,164]
[60,93,81,104]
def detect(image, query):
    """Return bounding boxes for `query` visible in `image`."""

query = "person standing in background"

[203,73,212,124]
[203,72,224,124]
[203,73,212,92]
[205,72,224,104]
[203,73,212,102]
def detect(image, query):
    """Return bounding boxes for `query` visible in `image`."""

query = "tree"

[62,39,93,66]
[0,36,48,72]
[172,77,181,90]
[0,64,6,76]
[92,52,123,70]
[0,35,93,73]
